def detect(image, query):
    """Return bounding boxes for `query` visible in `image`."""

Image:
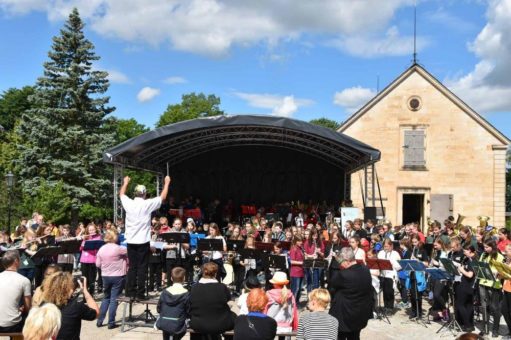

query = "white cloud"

[330,26,429,58]
[234,92,313,117]
[137,86,160,103]
[0,0,414,56]
[105,69,131,84]
[163,76,187,84]
[446,0,511,113]
[333,86,376,113]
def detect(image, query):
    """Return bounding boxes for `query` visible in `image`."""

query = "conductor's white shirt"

[120,195,162,244]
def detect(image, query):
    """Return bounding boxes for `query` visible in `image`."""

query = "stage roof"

[103,115,380,173]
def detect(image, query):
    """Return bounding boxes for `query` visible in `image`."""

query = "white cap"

[134,185,146,195]
[186,218,194,223]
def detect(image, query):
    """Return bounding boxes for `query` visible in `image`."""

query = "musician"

[205,223,227,282]
[377,238,401,311]
[10,225,26,244]
[497,228,511,254]
[365,219,377,235]
[33,224,56,287]
[453,245,476,332]
[370,234,382,253]
[349,236,366,264]
[397,239,411,309]
[304,228,325,293]
[262,225,273,243]
[163,218,189,287]
[410,223,425,243]
[272,222,286,242]
[18,229,38,282]
[459,226,478,250]
[426,222,450,245]
[79,223,102,294]
[149,226,163,291]
[408,235,428,319]
[240,236,257,282]
[429,238,450,321]
[289,235,305,303]
[382,222,395,241]
[343,221,355,240]
[159,217,171,234]
[56,225,75,273]
[501,243,511,337]
[353,219,367,240]
[284,230,293,243]
[475,229,486,256]
[326,232,343,282]
[478,239,504,337]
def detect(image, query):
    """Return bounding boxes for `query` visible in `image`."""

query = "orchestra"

[2,197,511,338]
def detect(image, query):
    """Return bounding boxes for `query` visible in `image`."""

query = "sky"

[0,0,510,140]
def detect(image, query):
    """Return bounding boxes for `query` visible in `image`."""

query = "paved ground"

[2,290,510,340]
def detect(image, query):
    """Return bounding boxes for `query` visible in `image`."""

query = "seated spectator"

[95,230,127,329]
[237,275,261,315]
[189,262,236,340]
[39,272,99,340]
[0,250,32,332]
[297,288,338,340]
[264,271,298,335]
[157,267,190,340]
[234,288,277,340]
[22,303,61,340]
[32,264,62,306]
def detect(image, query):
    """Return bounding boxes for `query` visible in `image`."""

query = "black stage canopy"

[103,115,380,205]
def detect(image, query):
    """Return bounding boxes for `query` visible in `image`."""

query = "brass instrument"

[479,215,497,238]
[454,214,466,235]
[426,217,433,228]
[478,215,490,227]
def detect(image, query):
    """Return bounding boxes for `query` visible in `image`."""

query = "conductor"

[120,175,171,301]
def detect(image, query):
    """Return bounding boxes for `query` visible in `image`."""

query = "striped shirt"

[297,311,338,340]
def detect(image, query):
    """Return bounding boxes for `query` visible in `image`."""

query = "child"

[264,271,298,337]
[297,288,338,340]
[156,267,190,340]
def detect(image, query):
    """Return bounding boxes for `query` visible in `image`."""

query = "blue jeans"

[291,276,303,303]
[306,268,321,293]
[98,276,125,326]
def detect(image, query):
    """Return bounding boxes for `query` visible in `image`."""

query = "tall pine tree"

[17,8,114,224]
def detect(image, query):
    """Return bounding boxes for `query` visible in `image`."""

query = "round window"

[408,96,422,111]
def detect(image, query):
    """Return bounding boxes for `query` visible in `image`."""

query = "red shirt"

[289,246,305,278]
[498,239,511,253]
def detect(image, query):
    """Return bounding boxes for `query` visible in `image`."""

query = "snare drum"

[222,263,234,285]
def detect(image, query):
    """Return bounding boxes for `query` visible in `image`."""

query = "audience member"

[297,288,338,340]
[22,303,61,340]
[264,271,298,337]
[95,229,127,329]
[237,275,261,315]
[234,288,277,340]
[0,250,32,333]
[157,267,190,340]
[32,264,62,306]
[189,262,236,340]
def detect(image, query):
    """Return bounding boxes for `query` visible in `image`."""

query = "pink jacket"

[264,288,299,330]
[80,234,102,264]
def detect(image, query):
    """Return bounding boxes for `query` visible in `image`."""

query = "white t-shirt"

[121,195,162,244]
[0,270,31,327]
[377,250,402,279]
[206,235,226,260]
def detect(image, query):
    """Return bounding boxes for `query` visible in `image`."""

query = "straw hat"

[269,271,289,285]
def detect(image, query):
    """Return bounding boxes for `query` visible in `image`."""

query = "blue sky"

[0,0,510,140]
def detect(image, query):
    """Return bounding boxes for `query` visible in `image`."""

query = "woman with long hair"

[22,303,61,340]
[264,271,298,339]
[79,223,102,294]
[304,228,325,292]
[408,235,428,319]
[501,244,511,337]
[349,235,366,263]
[430,237,450,321]
[205,223,227,282]
[377,238,402,311]
[39,272,98,340]
[19,228,38,282]
[289,235,305,303]
[479,239,504,337]
[326,231,343,283]
[498,228,511,254]
[454,245,477,332]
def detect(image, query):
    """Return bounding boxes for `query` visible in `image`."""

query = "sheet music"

[150,241,166,250]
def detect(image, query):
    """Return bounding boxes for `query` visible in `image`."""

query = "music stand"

[255,242,274,252]
[398,260,428,327]
[303,259,328,269]
[265,254,287,271]
[440,258,460,277]
[424,243,434,258]
[31,246,61,260]
[472,261,495,334]
[58,239,82,254]
[227,240,245,252]
[197,239,224,253]
[278,241,291,251]
[83,240,105,251]
[239,248,260,260]
[366,258,393,324]
[189,233,206,250]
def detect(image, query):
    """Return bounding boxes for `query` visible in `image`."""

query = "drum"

[222,263,234,285]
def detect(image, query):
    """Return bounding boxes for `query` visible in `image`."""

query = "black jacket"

[329,263,373,332]
[189,282,236,334]
[156,288,190,335]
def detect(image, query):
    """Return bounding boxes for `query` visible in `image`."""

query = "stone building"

[338,64,510,228]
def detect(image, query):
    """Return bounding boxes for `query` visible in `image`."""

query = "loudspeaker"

[364,207,377,222]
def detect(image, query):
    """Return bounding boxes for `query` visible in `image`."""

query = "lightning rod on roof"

[413,1,418,64]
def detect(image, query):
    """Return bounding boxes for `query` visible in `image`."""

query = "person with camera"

[120,175,171,301]
[39,272,98,340]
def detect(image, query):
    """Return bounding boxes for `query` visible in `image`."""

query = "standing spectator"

[156,267,190,340]
[120,175,171,301]
[329,247,373,340]
[95,230,127,329]
[0,250,32,333]
[297,288,338,340]
[40,272,98,340]
[189,262,235,340]
[264,271,298,335]
[234,288,277,340]
[22,303,61,340]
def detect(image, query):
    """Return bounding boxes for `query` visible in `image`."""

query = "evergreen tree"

[17,8,114,224]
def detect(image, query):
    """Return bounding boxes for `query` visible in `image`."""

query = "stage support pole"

[113,164,124,225]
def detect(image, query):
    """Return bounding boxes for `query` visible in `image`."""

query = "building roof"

[338,63,511,145]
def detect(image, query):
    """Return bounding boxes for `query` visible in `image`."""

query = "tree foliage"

[157,92,224,127]
[16,8,114,224]
[309,117,341,131]
[0,86,34,133]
